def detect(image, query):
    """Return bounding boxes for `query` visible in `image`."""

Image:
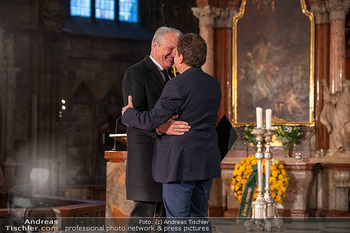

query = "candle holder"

[244,128,283,231]
[264,129,283,229]
[244,128,271,232]
[264,129,275,217]
[295,152,302,163]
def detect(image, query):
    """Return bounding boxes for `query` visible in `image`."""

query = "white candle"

[256,107,262,128]
[266,109,272,129]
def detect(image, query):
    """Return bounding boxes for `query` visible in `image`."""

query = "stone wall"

[0,0,198,197]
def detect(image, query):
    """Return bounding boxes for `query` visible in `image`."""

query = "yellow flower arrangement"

[230,155,290,204]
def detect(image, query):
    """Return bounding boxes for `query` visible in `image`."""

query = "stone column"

[39,0,63,195]
[327,0,350,92]
[4,66,21,191]
[215,8,236,122]
[0,27,6,166]
[310,3,330,150]
[205,9,237,217]
[192,6,219,76]
[0,27,5,67]
[0,29,21,190]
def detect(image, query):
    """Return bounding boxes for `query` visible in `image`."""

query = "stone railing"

[0,195,105,218]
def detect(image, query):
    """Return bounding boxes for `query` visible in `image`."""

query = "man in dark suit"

[122,26,190,227]
[122,33,222,221]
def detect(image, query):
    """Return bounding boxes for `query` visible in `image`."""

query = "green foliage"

[244,123,258,148]
[275,125,303,145]
[244,124,303,150]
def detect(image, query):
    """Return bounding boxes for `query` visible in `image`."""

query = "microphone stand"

[112,116,122,151]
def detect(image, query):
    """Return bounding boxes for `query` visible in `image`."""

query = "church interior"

[1,0,350,229]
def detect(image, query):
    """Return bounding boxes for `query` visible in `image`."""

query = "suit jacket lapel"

[143,56,165,89]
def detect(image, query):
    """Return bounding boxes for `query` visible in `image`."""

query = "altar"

[221,154,350,218]
[104,146,350,218]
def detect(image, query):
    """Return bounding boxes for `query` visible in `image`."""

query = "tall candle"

[266,109,272,129]
[256,107,262,128]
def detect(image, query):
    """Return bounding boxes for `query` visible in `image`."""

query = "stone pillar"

[310,3,330,150]
[0,29,22,190]
[192,5,237,216]
[215,8,236,122]
[0,27,6,168]
[327,0,350,92]
[192,6,219,76]
[4,65,21,190]
[332,170,350,211]
[0,27,5,67]
[38,0,63,195]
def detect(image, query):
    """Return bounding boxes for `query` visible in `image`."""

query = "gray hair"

[151,26,182,51]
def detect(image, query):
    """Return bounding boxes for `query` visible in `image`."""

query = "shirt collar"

[149,55,165,71]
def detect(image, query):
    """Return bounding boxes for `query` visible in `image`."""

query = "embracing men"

[122,31,222,225]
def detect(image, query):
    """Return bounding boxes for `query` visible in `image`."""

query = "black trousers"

[130,201,165,218]
[128,201,166,233]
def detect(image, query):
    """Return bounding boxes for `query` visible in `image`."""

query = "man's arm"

[122,68,190,135]
[122,87,190,134]
[156,115,190,135]
[122,66,161,138]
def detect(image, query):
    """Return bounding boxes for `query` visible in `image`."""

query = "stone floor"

[211,217,350,233]
[2,216,349,232]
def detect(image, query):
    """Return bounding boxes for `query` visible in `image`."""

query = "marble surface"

[221,155,350,217]
[105,151,133,218]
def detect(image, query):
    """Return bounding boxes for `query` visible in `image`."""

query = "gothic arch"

[99,88,123,129]
[67,81,97,112]
[59,81,99,190]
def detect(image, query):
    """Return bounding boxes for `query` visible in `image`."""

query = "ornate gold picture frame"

[232,0,315,126]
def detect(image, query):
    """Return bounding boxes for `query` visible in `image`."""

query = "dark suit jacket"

[122,55,166,202]
[123,67,222,183]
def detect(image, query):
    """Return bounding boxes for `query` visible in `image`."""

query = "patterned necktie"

[161,70,170,83]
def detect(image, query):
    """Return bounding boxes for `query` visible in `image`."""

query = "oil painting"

[232,0,314,126]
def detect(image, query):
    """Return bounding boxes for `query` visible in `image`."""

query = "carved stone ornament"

[310,2,330,24]
[333,170,350,188]
[326,0,350,20]
[320,79,350,153]
[216,8,237,28]
[332,170,350,210]
[192,6,220,27]
[39,0,64,41]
